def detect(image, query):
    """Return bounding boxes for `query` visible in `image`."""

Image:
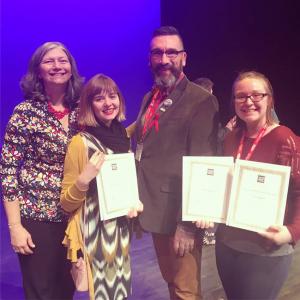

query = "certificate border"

[182,156,234,223]
[227,159,291,232]
[96,153,139,221]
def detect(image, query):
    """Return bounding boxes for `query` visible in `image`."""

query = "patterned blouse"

[0,99,78,222]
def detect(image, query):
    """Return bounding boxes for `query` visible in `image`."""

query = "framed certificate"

[227,159,291,232]
[182,156,234,223]
[96,153,140,220]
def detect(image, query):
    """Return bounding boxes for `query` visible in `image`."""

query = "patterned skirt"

[82,194,131,300]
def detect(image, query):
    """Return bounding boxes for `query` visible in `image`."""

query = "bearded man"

[134,26,219,300]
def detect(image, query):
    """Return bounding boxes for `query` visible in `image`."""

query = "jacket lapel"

[155,76,188,125]
[136,76,189,142]
[136,92,152,142]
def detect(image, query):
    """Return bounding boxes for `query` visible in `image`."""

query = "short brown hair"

[78,74,126,127]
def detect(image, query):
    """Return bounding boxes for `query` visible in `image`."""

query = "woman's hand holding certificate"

[76,150,105,191]
[258,225,293,245]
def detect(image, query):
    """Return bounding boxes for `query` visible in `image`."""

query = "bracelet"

[8,222,21,229]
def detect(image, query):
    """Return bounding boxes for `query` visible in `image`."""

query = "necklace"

[47,102,70,120]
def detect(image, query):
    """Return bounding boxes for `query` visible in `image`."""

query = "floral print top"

[0,99,78,222]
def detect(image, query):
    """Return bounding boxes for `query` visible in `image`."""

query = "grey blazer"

[135,76,219,234]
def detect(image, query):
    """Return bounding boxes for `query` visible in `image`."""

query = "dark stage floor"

[1,207,299,299]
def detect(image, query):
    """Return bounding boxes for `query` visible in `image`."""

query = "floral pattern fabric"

[0,99,78,222]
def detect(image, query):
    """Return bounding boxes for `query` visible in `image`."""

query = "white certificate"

[182,156,234,223]
[227,159,291,232]
[96,153,140,221]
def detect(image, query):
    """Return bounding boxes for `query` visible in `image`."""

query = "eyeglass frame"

[150,48,185,60]
[234,93,269,103]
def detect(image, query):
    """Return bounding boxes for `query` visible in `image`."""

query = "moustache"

[154,63,174,72]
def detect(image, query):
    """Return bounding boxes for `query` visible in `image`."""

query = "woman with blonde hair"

[215,71,300,299]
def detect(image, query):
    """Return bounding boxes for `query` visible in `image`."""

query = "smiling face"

[39,47,72,90]
[149,35,186,89]
[92,91,120,126]
[234,78,270,130]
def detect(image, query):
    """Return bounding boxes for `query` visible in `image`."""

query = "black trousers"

[18,218,75,300]
[215,241,292,300]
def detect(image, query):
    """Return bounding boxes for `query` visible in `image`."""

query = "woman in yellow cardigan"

[60,74,142,300]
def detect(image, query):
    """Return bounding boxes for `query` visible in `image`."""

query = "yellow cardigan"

[60,134,94,299]
[61,128,133,299]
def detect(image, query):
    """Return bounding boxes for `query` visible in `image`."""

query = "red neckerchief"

[142,88,165,138]
[236,125,267,160]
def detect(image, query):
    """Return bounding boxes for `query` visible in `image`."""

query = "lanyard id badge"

[135,142,143,162]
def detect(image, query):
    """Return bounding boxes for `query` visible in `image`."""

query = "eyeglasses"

[150,49,185,60]
[234,93,268,103]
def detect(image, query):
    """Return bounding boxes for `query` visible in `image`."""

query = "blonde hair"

[232,71,277,128]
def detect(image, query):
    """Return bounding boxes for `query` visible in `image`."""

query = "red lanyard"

[141,73,185,141]
[236,125,267,160]
[142,88,164,139]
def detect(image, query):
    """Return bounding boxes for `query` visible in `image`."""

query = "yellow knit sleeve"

[60,134,88,212]
[126,121,136,138]
[62,211,82,262]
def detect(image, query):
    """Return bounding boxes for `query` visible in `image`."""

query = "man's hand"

[127,200,144,218]
[173,223,196,257]
[194,219,214,229]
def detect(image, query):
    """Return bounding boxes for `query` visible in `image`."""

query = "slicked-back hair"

[232,71,277,128]
[20,41,83,107]
[78,74,126,127]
